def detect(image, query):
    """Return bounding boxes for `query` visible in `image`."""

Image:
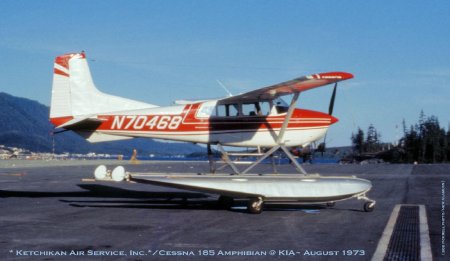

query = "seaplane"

[50,52,375,214]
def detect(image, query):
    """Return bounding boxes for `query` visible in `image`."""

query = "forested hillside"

[0,92,203,155]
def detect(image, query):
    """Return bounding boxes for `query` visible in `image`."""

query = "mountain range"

[0,92,204,156]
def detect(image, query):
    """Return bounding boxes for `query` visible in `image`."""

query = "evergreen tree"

[366,124,381,153]
[351,112,448,163]
[399,111,449,163]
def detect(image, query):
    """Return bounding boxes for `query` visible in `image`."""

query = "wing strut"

[207,143,216,173]
[213,144,307,175]
[211,91,307,175]
[276,92,300,144]
[209,91,308,175]
[274,91,307,174]
[216,144,241,174]
[279,146,307,174]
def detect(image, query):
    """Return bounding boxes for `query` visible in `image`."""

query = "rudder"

[50,52,156,127]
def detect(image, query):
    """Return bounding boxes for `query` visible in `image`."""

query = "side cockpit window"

[216,104,239,117]
[242,102,271,116]
[242,103,257,116]
[259,101,271,116]
[215,101,273,117]
[199,99,282,118]
[274,97,289,114]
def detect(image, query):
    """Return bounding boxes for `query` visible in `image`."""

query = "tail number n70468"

[111,115,183,130]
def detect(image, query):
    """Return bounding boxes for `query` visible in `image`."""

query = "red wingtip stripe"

[315,72,354,80]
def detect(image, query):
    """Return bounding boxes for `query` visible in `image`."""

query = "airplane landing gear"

[363,202,375,212]
[247,197,264,214]
[358,194,376,212]
[326,201,336,207]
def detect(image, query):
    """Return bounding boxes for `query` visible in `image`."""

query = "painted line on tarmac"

[418,205,433,260]
[371,204,432,261]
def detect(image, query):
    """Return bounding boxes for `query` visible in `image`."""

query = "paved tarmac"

[0,160,448,260]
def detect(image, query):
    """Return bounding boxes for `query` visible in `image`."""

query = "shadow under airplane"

[0,184,348,213]
[0,184,208,200]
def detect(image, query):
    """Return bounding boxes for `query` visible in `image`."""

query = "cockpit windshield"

[274,97,289,114]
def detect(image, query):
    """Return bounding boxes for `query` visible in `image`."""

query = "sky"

[1,0,449,147]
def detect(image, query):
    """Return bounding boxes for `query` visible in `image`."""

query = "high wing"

[219,72,353,103]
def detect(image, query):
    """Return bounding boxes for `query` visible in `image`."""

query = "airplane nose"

[330,115,339,125]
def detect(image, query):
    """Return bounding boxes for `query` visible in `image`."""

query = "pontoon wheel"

[247,198,263,214]
[326,202,335,207]
[364,202,375,212]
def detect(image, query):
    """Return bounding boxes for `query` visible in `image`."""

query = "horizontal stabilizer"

[57,116,105,129]
[74,131,134,143]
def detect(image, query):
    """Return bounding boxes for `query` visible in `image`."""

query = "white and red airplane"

[50,53,350,170]
[50,52,375,213]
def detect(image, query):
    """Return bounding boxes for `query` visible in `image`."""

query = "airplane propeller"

[318,82,338,156]
[328,82,337,116]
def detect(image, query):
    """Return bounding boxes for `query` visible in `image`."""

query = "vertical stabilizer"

[50,52,157,121]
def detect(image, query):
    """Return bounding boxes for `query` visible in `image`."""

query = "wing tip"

[313,72,354,80]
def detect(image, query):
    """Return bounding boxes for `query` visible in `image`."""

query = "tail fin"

[50,52,156,125]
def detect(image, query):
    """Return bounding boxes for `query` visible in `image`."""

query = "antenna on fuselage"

[216,80,233,97]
